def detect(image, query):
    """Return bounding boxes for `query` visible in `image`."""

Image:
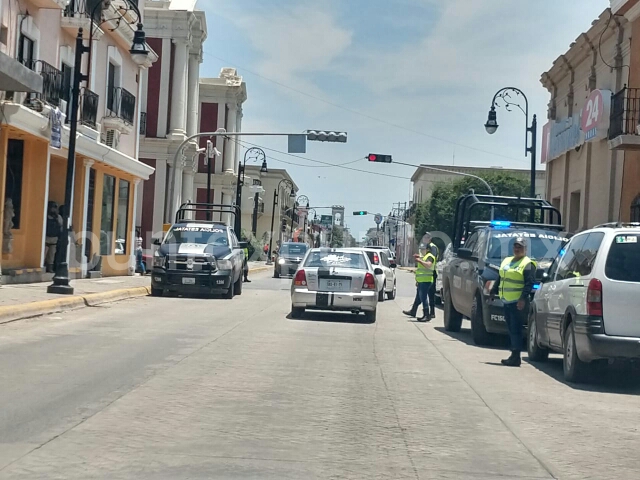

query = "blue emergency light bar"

[490,220,512,228]
[533,284,540,290]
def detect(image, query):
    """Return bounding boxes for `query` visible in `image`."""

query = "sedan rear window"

[605,234,640,282]
[365,251,380,265]
[304,252,368,269]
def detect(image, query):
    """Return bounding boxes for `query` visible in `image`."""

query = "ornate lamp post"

[485,87,537,198]
[266,179,295,264]
[48,1,149,294]
[295,195,309,242]
[235,147,267,235]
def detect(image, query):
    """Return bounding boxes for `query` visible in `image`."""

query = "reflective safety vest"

[498,256,533,303]
[415,253,436,283]
[243,248,249,260]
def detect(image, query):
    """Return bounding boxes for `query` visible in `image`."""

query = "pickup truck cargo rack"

[452,191,563,251]
[175,202,240,231]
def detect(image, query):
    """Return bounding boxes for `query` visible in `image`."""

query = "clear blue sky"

[198,0,608,239]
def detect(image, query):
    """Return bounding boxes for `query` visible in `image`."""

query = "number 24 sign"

[581,89,611,142]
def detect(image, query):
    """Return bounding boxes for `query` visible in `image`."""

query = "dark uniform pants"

[503,302,524,352]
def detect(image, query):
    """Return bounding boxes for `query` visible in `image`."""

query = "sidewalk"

[0,261,270,325]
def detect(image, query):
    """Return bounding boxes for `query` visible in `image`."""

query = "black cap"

[513,237,526,247]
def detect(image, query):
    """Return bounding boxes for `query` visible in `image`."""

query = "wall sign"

[580,89,611,142]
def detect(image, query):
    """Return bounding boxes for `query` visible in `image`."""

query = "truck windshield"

[487,230,567,262]
[164,226,229,246]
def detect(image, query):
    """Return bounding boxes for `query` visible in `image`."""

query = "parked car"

[274,242,308,278]
[290,248,382,323]
[529,223,640,382]
[435,243,454,305]
[360,247,397,301]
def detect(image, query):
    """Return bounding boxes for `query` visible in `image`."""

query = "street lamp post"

[307,208,316,246]
[295,195,309,243]
[267,179,295,265]
[48,1,148,295]
[235,147,267,236]
[485,87,537,198]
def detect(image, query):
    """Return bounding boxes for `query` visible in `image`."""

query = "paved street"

[1,269,639,479]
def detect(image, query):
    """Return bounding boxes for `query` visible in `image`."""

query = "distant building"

[410,164,546,206]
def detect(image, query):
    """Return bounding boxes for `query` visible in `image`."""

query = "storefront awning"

[0,51,43,93]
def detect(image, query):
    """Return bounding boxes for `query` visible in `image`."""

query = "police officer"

[243,246,251,283]
[403,233,438,320]
[490,237,536,367]
[403,242,436,322]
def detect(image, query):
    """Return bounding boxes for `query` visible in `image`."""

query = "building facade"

[137,0,208,245]
[540,5,637,233]
[410,164,546,206]
[0,0,156,284]
[240,165,299,246]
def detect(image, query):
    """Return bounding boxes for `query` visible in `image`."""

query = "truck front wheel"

[443,286,463,332]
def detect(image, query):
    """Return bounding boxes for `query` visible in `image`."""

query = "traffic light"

[281,218,287,232]
[353,211,368,216]
[306,130,348,143]
[367,153,392,163]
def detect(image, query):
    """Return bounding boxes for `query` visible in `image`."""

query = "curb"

[0,265,272,325]
[0,286,152,325]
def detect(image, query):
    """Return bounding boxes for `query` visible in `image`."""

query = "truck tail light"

[294,269,307,287]
[587,278,603,317]
[363,272,376,290]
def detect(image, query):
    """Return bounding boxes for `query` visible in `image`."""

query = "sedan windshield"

[164,226,229,246]
[304,251,368,269]
[487,230,567,261]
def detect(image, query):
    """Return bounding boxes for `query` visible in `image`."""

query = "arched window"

[631,195,640,223]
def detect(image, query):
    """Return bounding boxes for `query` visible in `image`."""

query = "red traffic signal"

[368,153,392,163]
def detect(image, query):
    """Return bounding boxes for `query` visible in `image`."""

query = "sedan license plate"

[319,279,351,292]
[182,277,196,285]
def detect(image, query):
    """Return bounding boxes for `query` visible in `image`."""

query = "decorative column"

[186,53,200,137]
[129,179,141,275]
[80,159,94,277]
[169,40,188,138]
[223,103,237,174]
[182,166,195,219]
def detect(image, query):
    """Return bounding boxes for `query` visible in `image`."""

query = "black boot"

[501,351,521,367]
[429,310,436,319]
[244,276,251,283]
[417,313,431,323]
[403,310,416,317]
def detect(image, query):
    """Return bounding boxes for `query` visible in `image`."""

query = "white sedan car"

[361,247,397,301]
[290,248,382,323]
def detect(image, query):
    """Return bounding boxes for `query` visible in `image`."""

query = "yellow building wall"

[3,136,48,269]
[48,155,67,207]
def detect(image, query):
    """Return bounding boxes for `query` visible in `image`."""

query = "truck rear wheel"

[443,286,463,332]
[471,295,493,346]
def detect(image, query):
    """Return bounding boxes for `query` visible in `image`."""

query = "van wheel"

[443,287,463,332]
[471,295,493,346]
[224,278,235,299]
[564,321,588,382]
[234,273,243,296]
[365,309,377,324]
[378,284,385,302]
[527,309,549,362]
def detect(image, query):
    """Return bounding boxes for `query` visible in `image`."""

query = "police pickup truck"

[151,203,247,299]
[442,192,567,346]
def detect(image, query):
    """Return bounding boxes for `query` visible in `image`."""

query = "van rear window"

[605,235,640,282]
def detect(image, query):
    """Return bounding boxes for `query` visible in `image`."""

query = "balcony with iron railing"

[62,0,105,39]
[609,87,640,150]
[103,86,136,133]
[80,88,99,128]
[19,60,63,111]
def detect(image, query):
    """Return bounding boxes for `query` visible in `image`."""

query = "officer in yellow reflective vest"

[243,247,251,283]
[490,237,536,367]
[403,243,436,322]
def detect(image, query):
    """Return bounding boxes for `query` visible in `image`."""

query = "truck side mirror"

[152,237,161,246]
[457,248,473,260]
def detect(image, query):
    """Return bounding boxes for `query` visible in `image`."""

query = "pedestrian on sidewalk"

[490,237,536,367]
[135,236,145,275]
[404,234,438,320]
[263,243,269,261]
[243,245,251,283]
[403,242,436,322]
[44,201,63,273]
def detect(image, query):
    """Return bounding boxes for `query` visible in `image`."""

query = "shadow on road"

[434,326,510,350]
[527,357,640,394]
[287,311,373,325]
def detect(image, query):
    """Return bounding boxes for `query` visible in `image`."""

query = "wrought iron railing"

[64,0,103,23]
[23,60,62,108]
[139,111,146,135]
[80,88,99,128]
[106,86,136,125]
[610,86,640,140]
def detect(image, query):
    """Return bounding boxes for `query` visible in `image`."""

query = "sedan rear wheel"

[387,282,397,300]
[290,306,305,319]
[378,283,385,302]
[365,309,377,324]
